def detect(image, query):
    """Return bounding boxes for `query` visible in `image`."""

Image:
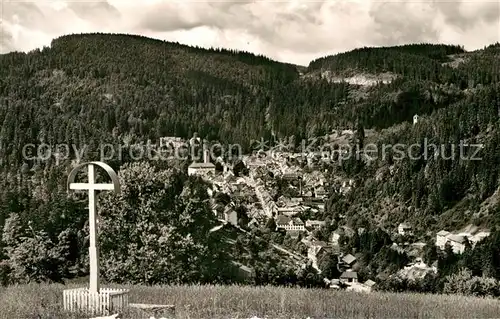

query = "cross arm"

[67,161,121,195]
[69,183,116,190]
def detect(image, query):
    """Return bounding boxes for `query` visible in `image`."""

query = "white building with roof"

[188,148,215,176]
[340,270,358,284]
[306,220,326,229]
[342,254,357,267]
[447,234,467,254]
[435,230,486,254]
[398,223,413,235]
[159,136,184,148]
[436,230,450,250]
[275,215,305,231]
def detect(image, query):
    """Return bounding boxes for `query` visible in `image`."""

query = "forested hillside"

[323,42,500,232]
[0,32,298,163]
[0,34,498,166]
[0,33,499,288]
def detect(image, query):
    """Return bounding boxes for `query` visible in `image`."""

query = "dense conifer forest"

[0,33,499,290]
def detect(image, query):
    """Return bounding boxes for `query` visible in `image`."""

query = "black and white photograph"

[0,0,499,318]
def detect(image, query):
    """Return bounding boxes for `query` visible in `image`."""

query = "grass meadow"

[1,283,500,319]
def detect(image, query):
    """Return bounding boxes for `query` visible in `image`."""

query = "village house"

[277,206,303,217]
[159,136,184,149]
[305,220,326,230]
[340,270,358,284]
[341,254,357,268]
[435,230,480,254]
[188,161,216,176]
[436,230,450,249]
[345,279,375,293]
[303,198,325,210]
[447,234,467,254]
[398,223,413,236]
[248,215,266,228]
[399,258,438,280]
[290,217,305,231]
[314,186,328,199]
[188,149,215,176]
[275,215,305,232]
[211,203,238,226]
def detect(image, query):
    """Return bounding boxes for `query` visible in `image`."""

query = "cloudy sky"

[1,0,499,65]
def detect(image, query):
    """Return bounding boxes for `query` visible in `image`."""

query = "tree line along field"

[1,283,500,319]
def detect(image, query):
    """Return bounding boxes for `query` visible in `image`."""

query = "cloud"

[67,1,121,25]
[0,26,14,54]
[1,0,499,65]
[368,2,439,45]
[1,2,44,29]
[432,1,500,31]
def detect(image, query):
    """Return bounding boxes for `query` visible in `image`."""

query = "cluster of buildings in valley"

[161,135,494,292]
[171,134,354,234]
[313,221,492,292]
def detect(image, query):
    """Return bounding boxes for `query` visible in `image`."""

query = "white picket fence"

[63,287,129,315]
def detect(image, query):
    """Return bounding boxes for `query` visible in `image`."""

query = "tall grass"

[1,283,499,318]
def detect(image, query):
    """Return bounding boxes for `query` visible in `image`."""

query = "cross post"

[67,162,120,294]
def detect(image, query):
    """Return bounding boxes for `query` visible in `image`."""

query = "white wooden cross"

[67,162,120,294]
